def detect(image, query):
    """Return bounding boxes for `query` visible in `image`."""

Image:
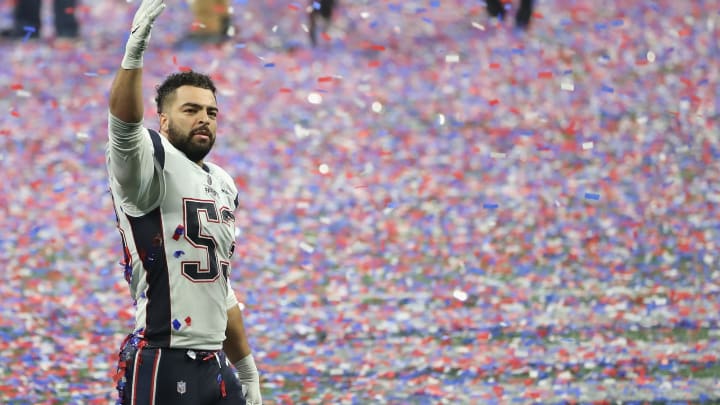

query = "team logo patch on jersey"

[177,380,187,394]
[204,186,219,199]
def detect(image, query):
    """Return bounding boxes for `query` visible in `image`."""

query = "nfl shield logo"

[177,381,187,394]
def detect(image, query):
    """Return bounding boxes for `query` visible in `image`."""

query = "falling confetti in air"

[1,1,718,404]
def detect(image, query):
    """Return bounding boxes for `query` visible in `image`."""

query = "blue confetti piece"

[235,43,246,49]
[483,203,499,209]
[611,19,624,27]
[601,84,614,93]
[584,192,600,200]
[173,250,185,258]
[422,17,432,23]
[172,319,182,330]
[20,26,37,42]
[263,63,275,68]
[430,0,440,7]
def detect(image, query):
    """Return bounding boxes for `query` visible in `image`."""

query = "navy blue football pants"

[116,339,246,405]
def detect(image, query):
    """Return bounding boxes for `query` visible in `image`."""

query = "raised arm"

[107,0,166,214]
[110,0,166,122]
[110,69,144,123]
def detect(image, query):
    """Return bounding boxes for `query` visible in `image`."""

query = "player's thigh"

[215,360,245,404]
[152,349,213,405]
[154,350,246,405]
[120,347,166,405]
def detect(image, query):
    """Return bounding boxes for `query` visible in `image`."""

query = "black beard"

[167,122,214,162]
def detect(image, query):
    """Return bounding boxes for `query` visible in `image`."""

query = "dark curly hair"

[155,70,217,113]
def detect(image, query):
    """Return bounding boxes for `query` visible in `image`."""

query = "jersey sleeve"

[107,112,163,215]
[226,279,240,309]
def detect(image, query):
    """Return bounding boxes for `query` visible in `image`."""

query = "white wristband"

[233,354,259,381]
[121,35,147,70]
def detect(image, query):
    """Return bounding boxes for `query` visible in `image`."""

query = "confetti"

[2,2,717,404]
[173,225,185,241]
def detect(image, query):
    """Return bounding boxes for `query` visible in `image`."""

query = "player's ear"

[159,112,169,133]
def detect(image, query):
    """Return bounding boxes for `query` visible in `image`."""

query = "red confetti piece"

[489,63,501,69]
[172,225,185,241]
[317,76,333,83]
[279,88,292,93]
[537,71,553,79]
[368,60,381,68]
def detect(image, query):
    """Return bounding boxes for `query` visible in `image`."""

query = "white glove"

[121,0,166,70]
[234,354,262,405]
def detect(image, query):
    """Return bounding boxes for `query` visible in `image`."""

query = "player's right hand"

[121,0,166,70]
[129,0,166,40]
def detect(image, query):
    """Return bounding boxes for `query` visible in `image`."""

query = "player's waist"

[142,344,227,363]
[124,334,225,359]
[127,331,224,352]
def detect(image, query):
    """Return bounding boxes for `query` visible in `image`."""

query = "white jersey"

[107,113,239,350]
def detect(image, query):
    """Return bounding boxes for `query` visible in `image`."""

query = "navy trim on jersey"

[148,129,165,169]
[127,207,171,347]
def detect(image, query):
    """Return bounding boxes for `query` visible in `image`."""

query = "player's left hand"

[234,354,262,404]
